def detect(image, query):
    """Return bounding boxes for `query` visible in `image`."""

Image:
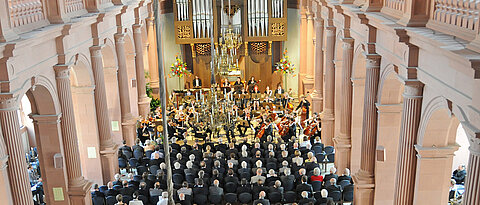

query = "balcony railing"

[383,0,405,18]
[8,0,46,28]
[428,0,480,41]
[65,0,86,14]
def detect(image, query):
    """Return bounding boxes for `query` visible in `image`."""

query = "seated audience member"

[251,168,267,184]
[193,179,208,196]
[310,167,323,182]
[106,182,119,197]
[317,189,331,204]
[253,191,271,205]
[326,178,342,193]
[149,182,163,199]
[225,169,239,185]
[118,140,133,159]
[452,165,466,184]
[138,182,149,198]
[115,194,125,205]
[296,175,313,199]
[269,180,284,196]
[280,168,295,191]
[278,161,290,175]
[237,178,252,194]
[266,169,280,186]
[252,179,269,200]
[120,180,135,196]
[324,167,338,185]
[129,192,144,205]
[91,184,105,198]
[177,182,193,197]
[299,191,315,205]
[209,179,224,196]
[337,168,352,184]
[157,192,168,205]
[113,174,122,186]
[178,193,192,205]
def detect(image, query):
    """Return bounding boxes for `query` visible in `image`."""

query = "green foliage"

[146,82,160,112]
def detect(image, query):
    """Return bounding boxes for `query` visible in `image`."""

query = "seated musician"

[264,86,273,103]
[234,77,244,94]
[296,95,311,119]
[193,122,206,141]
[223,78,231,87]
[247,76,257,93]
[251,85,261,110]
[193,75,202,88]
[256,118,277,143]
[274,84,286,107]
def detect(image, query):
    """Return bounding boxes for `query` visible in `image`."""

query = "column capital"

[114,33,126,43]
[0,94,18,111]
[133,24,142,33]
[366,54,381,68]
[403,80,424,98]
[342,38,354,48]
[414,144,459,159]
[89,45,103,56]
[29,114,62,124]
[54,64,72,79]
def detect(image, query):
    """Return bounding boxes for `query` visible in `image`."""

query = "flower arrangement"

[275,49,295,75]
[170,55,190,78]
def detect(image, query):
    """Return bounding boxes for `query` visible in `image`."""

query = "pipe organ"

[174,0,287,45]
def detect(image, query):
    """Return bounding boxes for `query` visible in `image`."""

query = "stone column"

[299,8,308,94]
[353,54,381,205]
[114,33,137,146]
[0,127,13,205]
[393,82,423,205]
[133,24,150,118]
[0,96,29,205]
[320,26,336,146]
[464,148,480,204]
[304,11,315,93]
[311,14,324,114]
[90,46,119,184]
[146,17,159,91]
[54,65,93,204]
[334,38,354,172]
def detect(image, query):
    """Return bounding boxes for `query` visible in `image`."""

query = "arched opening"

[69,56,103,184]
[124,33,139,117]
[349,45,367,174]
[102,39,124,145]
[20,83,70,204]
[374,66,404,204]
[452,124,469,170]
[413,103,460,204]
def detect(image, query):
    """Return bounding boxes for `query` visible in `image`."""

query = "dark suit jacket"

[296,183,313,197]
[280,175,295,191]
[105,189,118,197]
[91,190,105,198]
[120,187,135,196]
[299,198,316,205]
[253,198,271,205]
[236,185,252,194]
[193,186,208,196]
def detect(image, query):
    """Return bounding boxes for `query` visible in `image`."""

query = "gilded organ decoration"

[177,25,192,39]
[271,22,285,37]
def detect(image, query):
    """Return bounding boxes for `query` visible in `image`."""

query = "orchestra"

[138,76,320,146]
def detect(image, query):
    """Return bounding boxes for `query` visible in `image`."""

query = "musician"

[296,95,311,119]
[247,76,257,93]
[234,77,244,94]
[286,117,297,142]
[257,118,276,143]
[193,75,202,88]
[251,85,261,110]
[223,78,231,87]
[274,84,286,107]
[264,86,273,103]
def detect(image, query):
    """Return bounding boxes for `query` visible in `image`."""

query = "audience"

[92,134,355,204]
[452,165,466,184]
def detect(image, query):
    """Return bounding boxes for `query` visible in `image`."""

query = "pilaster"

[320,25,336,146]
[334,38,354,172]
[353,54,381,205]
[464,148,480,204]
[90,46,120,184]
[311,9,324,114]
[114,33,137,146]
[133,24,151,118]
[146,16,160,91]
[393,81,424,205]
[0,95,34,205]
[54,65,93,204]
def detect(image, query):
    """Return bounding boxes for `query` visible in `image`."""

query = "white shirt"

[157,197,168,205]
[129,199,144,205]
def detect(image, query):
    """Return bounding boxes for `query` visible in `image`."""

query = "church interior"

[0,0,479,205]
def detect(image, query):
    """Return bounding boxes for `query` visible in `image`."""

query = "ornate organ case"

[173,0,288,89]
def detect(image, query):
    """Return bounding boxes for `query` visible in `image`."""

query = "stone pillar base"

[122,116,137,146]
[0,156,13,204]
[100,143,120,184]
[333,136,352,172]
[311,91,323,114]
[353,170,375,205]
[68,179,93,205]
[138,97,151,118]
[320,113,334,146]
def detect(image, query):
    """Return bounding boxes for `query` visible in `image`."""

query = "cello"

[256,123,266,139]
